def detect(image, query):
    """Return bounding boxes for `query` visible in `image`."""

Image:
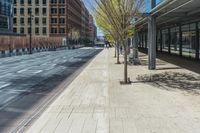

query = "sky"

[82,0,162,36]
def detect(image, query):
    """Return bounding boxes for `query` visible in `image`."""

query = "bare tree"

[85,0,144,84]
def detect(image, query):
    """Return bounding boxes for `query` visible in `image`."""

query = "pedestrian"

[104,44,107,49]
[120,46,123,55]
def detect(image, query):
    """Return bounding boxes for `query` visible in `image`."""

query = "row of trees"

[88,0,144,84]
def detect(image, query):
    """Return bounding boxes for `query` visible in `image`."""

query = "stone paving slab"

[27,48,200,133]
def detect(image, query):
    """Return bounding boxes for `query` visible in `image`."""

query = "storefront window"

[144,32,148,48]
[190,23,196,58]
[182,24,196,58]
[170,27,180,55]
[157,31,161,51]
[162,29,169,52]
[142,33,145,48]
[182,25,190,57]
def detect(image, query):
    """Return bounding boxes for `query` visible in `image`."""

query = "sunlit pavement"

[0,48,101,133]
[27,48,200,133]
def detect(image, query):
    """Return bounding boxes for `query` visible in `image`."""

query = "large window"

[157,30,161,51]
[162,29,169,52]
[170,27,180,55]
[182,24,196,58]
[190,24,196,58]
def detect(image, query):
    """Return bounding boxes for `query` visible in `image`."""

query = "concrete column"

[133,31,139,59]
[196,22,199,59]
[148,16,156,70]
[179,25,182,56]
[148,0,157,70]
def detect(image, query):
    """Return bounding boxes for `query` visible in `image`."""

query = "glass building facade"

[138,22,200,60]
[0,0,13,32]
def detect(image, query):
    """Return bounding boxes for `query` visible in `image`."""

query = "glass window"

[35,0,39,5]
[144,32,147,48]
[162,29,169,52]
[182,24,190,57]
[14,8,17,15]
[20,0,24,5]
[59,28,65,33]
[51,8,57,14]
[190,23,196,58]
[43,0,47,5]
[13,18,17,24]
[20,18,24,25]
[13,28,17,33]
[35,27,39,35]
[28,0,32,5]
[51,0,57,4]
[59,18,65,24]
[42,18,46,25]
[20,8,24,15]
[51,28,57,33]
[35,8,39,15]
[43,27,47,35]
[59,8,65,14]
[157,30,161,51]
[35,17,39,25]
[42,8,47,15]
[170,27,180,55]
[20,27,24,34]
[182,23,196,58]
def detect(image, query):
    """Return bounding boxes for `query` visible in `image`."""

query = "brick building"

[13,0,93,43]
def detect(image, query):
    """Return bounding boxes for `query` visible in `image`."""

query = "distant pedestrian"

[104,44,107,49]
[120,46,123,54]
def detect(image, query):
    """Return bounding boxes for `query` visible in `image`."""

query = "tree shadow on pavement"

[136,72,200,94]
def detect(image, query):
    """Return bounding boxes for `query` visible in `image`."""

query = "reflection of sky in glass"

[145,0,163,12]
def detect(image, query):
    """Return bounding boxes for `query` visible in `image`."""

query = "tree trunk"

[114,43,117,58]
[123,40,128,83]
[116,42,120,64]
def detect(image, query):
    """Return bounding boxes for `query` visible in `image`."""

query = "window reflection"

[162,29,169,52]
[182,24,196,58]
[170,27,179,55]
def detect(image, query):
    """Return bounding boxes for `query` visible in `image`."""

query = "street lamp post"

[29,10,33,54]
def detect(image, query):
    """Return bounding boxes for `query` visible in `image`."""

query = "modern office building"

[13,0,49,37]
[89,15,97,43]
[135,0,200,61]
[81,2,90,40]
[0,0,13,34]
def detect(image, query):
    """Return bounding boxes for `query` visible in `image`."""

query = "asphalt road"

[0,48,101,133]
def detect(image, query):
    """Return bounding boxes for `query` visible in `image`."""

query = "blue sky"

[82,0,161,36]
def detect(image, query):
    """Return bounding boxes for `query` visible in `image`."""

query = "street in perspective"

[1,0,200,133]
[0,48,101,132]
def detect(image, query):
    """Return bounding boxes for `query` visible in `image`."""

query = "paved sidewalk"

[27,48,200,133]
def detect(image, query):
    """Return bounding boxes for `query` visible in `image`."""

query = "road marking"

[0,83,11,89]
[18,69,27,73]
[34,70,43,74]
